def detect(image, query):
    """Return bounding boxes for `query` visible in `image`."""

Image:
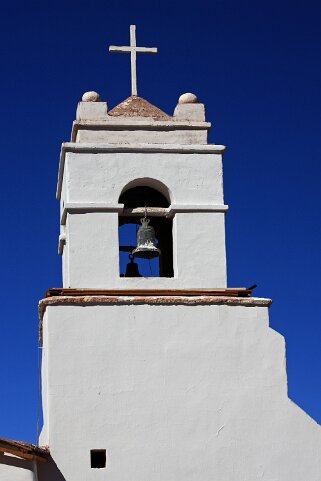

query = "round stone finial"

[82,91,101,102]
[178,93,198,104]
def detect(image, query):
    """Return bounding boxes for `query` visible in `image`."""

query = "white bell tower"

[37,26,321,481]
[58,86,228,289]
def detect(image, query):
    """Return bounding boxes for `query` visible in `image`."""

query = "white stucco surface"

[75,128,208,144]
[173,103,205,121]
[39,302,321,481]
[0,455,34,481]
[76,101,107,121]
[63,151,224,205]
[62,211,226,288]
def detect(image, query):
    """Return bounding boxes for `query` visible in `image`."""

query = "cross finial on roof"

[109,25,157,97]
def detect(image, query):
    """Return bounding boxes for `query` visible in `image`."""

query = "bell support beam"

[122,207,168,217]
[60,204,229,225]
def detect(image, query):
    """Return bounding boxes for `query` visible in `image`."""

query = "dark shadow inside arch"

[119,186,170,208]
[118,186,173,278]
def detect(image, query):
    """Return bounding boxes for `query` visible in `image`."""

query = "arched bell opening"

[118,178,172,205]
[118,184,173,278]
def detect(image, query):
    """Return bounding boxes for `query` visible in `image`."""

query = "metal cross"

[109,25,157,97]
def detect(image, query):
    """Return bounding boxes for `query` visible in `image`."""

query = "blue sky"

[0,0,320,443]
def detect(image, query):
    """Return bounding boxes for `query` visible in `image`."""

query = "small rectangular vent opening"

[90,449,106,469]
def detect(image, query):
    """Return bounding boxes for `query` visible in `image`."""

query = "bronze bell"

[132,216,161,259]
[125,254,141,277]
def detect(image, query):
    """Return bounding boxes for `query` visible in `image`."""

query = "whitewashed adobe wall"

[0,455,34,480]
[39,301,321,481]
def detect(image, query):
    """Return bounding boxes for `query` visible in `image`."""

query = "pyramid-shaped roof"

[108,96,171,120]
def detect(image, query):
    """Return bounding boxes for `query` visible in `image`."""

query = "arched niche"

[118,181,173,278]
[118,177,172,205]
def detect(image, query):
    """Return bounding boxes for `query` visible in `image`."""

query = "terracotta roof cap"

[108,96,171,120]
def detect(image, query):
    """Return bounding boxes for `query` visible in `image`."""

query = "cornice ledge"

[60,203,124,225]
[39,294,271,324]
[38,295,271,342]
[73,119,211,127]
[71,118,212,141]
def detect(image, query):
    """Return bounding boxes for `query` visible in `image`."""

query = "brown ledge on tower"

[0,438,50,462]
[44,287,254,298]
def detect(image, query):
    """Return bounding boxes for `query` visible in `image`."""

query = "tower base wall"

[39,298,321,481]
